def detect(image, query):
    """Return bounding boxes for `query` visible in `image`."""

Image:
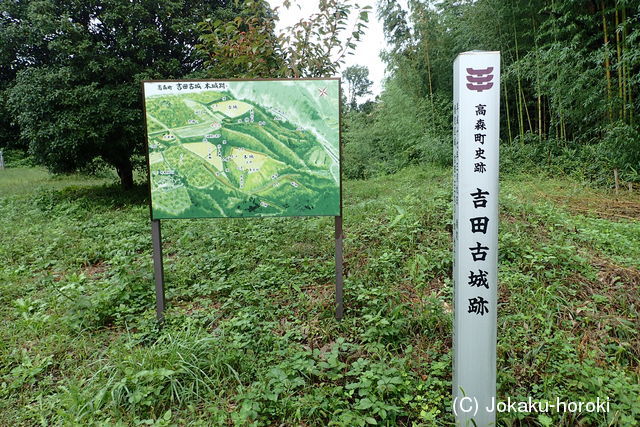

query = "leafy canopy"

[344,65,373,111]
[4,0,236,187]
[197,0,372,78]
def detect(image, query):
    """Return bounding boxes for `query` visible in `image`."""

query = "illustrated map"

[143,80,340,219]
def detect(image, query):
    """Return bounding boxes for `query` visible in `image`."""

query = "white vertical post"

[452,51,500,426]
[0,150,4,170]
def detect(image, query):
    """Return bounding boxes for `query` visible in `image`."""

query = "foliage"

[1,0,236,188]
[0,148,36,168]
[600,121,640,176]
[1,0,640,424]
[344,78,451,180]
[196,0,372,78]
[196,0,282,78]
[8,66,141,187]
[343,65,373,111]
[349,0,640,185]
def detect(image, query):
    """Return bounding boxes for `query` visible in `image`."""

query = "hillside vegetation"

[345,1,639,187]
[1,166,638,425]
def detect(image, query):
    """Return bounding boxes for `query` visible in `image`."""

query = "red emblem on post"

[466,67,494,92]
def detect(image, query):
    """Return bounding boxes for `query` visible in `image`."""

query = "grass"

[0,167,111,196]
[0,165,638,426]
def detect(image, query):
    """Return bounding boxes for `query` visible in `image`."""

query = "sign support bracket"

[335,215,344,320]
[151,219,166,323]
[151,217,344,322]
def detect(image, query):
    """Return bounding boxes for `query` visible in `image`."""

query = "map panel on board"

[143,79,341,219]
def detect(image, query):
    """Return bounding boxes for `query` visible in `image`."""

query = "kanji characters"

[470,188,489,208]
[468,296,489,315]
[468,270,489,288]
[469,242,489,261]
[470,216,490,234]
[474,162,487,173]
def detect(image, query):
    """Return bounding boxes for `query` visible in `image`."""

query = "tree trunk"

[115,159,134,190]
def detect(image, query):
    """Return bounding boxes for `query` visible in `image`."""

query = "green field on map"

[143,80,340,219]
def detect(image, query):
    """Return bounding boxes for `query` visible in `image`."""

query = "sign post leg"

[151,219,166,323]
[335,215,344,320]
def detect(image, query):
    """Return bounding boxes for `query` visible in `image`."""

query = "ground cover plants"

[0,165,638,425]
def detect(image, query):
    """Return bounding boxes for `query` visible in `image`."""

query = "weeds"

[0,166,638,425]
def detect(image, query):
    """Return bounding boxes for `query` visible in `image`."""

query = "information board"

[142,79,341,219]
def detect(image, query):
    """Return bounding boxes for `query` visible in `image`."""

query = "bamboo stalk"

[537,88,542,139]
[503,78,513,144]
[512,19,525,141]
[532,17,543,139]
[542,96,546,138]
[601,1,613,123]
[522,87,533,135]
[622,6,633,124]
[497,17,512,144]
[424,32,434,110]
[614,4,623,120]
[549,0,557,141]
[517,87,524,141]
[559,112,563,141]
[620,6,627,123]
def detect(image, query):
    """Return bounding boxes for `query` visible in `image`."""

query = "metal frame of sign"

[141,78,344,322]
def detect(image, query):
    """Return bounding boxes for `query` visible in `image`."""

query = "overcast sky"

[266,0,389,101]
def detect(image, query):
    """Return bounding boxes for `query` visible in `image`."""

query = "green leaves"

[196,0,371,78]
[2,0,236,186]
[344,64,373,111]
[2,164,640,424]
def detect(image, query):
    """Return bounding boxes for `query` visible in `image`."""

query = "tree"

[0,0,51,150]
[344,65,373,110]
[4,0,237,188]
[360,0,639,183]
[197,0,372,79]
[195,1,284,78]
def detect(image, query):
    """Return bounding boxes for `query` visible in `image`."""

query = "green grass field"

[0,166,638,425]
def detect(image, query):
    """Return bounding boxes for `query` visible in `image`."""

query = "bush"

[343,82,452,179]
[0,148,36,168]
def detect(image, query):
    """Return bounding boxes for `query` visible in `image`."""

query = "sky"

[266,0,389,102]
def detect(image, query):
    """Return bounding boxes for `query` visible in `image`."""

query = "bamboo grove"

[344,0,640,185]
